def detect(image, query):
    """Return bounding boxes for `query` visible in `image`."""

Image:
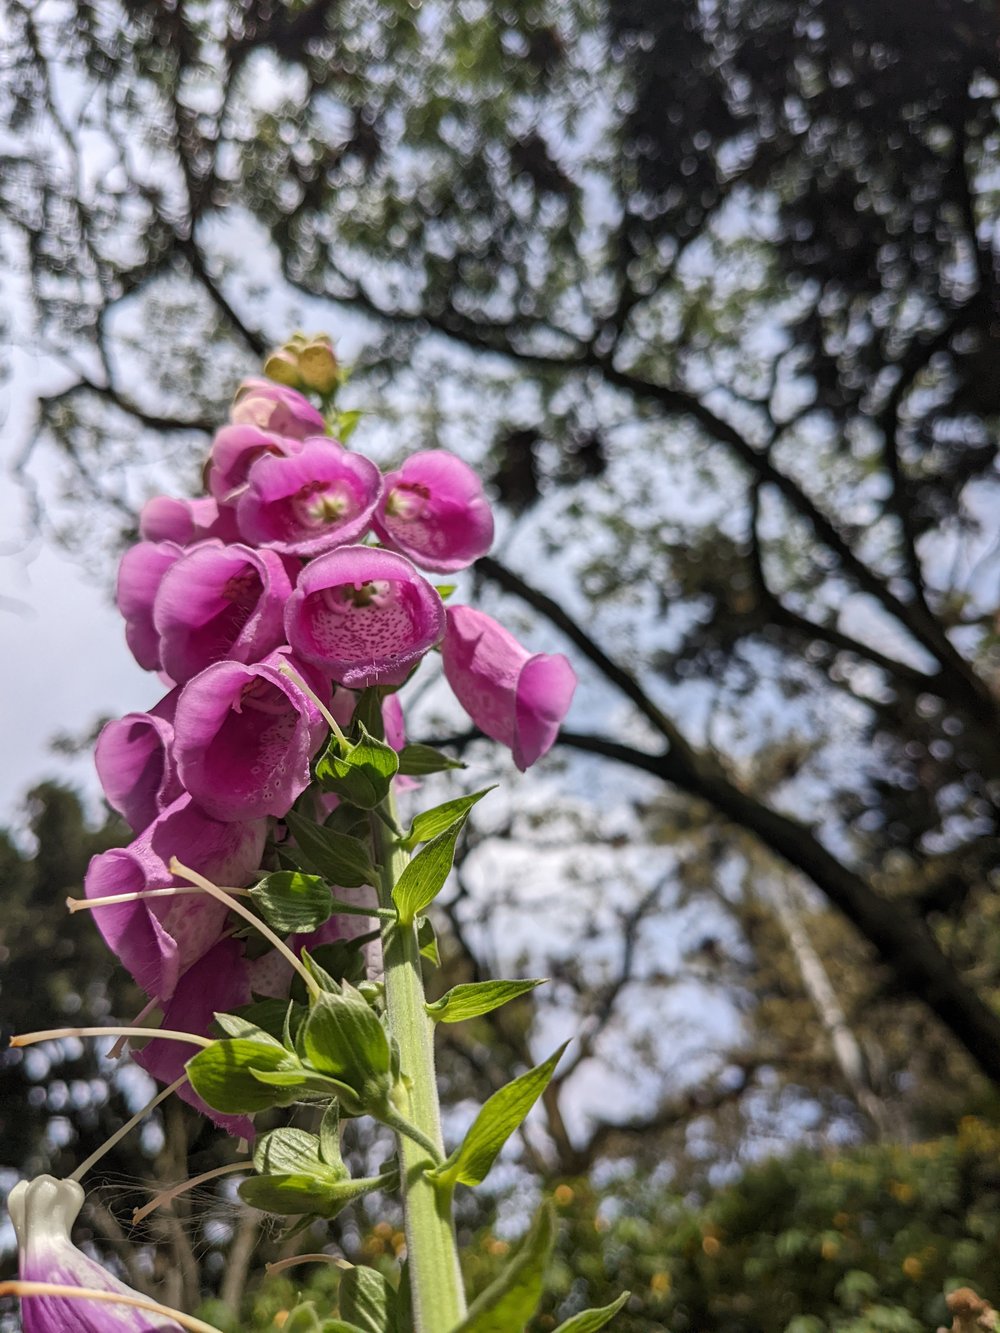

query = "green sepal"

[285,810,377,887]
[213,1011,283,1044]
[250,871,333,934]
[453,1204,555,1332]
[552,1293,631,1331]
[392,814,468,924]
[301,985,392,1105]
[435,583,457,599]
[351,687,385,740]
[234,998,305,1043]
[396,743,467,776]
[248,1064,363,1113]
[416,916,440,968]
[185,1037,299,1114]
[334,408,363,442]
[276,1305,324,1333]
[315,723,399,809]
[426,979,546,1024]
[240,1169,397,1220]
[319,1101,343,1167]
[339,1264,399,1333]
[401,787,496,850]
[429,1044,568,1189]
[289,939,370,1003]
[252,1126,338,1179]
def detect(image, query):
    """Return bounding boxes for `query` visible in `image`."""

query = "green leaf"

[552,1293,631,1332]
[392,815,468,924]
[401,787,496,849]
[319,1102,343,1168]
[429,1044,568,1189]
[241,1169,396,1219]
[435,583,457,599]
[301,986,392,1100]
[426,979,546,1023]
[277,1305,323,1333]
[251,871,334,934]
[396,743,467,776]
[335,408,363,441]
[351,687,385,740]
[252,1127,336,1178]
[416,916,440,968]
[453,1204,555,1332]
[185,1038,297,1114]
[340,1265,399,1333]
[285,810,377,888]
[315,724,399,809]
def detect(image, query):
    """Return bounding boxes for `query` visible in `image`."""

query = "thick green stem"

[373,796,466,1332]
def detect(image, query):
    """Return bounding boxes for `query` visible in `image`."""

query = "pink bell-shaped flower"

[116,542,185,673]
[374,449,494,572]
[230,376,326,437]
[83,795,267,1002]
[205,423,304,503]
[284,545,445,688]
[9,1175,184,1330]
[138,495,240,546]
[94,691,182,835]
[441,605,576,770]
[173,655,327,821]
[152,542,292,685]
[236,438,382,556]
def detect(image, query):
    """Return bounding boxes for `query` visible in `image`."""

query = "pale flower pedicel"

[6,341,614,1333]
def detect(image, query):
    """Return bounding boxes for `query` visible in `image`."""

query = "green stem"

[373,794,467,1332]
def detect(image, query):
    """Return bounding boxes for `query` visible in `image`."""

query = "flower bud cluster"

[86,365,576,1129]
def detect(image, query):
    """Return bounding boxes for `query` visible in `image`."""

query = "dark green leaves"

[392,815,468,924]
[401,787,496,850]
[552,1294,630,1331]
[285,810,376,888]
[251,871,333,934]
[396,743,466,776]
[426,979,546,1023]
[453,1205,554,1332]
[430,1045,567,1190]
[316,724,399,809]
[185,1036,298,1114]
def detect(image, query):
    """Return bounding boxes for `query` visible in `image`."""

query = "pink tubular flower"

[152,543,292,685]
[236,438,382,556]
[442,605,577,770]
[83,795,266,1002]
[173,657,327,822]
[133,938,254,1138]
[374,449,494,572]
[94,691,182,834]
[206,424,304,503]
[139,494,240,546]
[116,542,185,672]
[230,376,326,438]
[9,1175,185,1331]
[285,546,445,688]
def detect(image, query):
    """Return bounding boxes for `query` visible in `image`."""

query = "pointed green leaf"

[285,810,377,887]
[429,1044,568,1189]
[552,1293,631,1331]
[392,815,468,924]
[315,724,398,809]
[301,986,392,1099]
[335,409,363,441]
[250,871,334,934]
[340,1265,398,1333]
[319,1102,343,1168]
[185,1038,295,1114]
[213,1011,283,1044]
[396,743,467,776]
[352,687,385,740]
[426,979,546,1024]
[241,1171,391,1220]
[416,916,440,968]
[453,1204,555,1332]
[401,787,496,850]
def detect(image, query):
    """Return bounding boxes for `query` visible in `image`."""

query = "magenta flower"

[133,938,254,1138]
[116,542,184,672]
[285,546,445,687]
[374,449,494,572]
[83,795,266,1002]
[94,691,182,834]
[236,438,382,556]
[206,423,304,503]
[9,1175,185,1331]
[152,542,292,685]
[138,494,240,546]
[173,656,327,821]
[441,605,577,770]
[230,376,326,437]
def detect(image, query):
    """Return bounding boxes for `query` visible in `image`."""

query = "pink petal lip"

[374,449,494,573]
[285,545,445,688]
[236,438,383,556]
